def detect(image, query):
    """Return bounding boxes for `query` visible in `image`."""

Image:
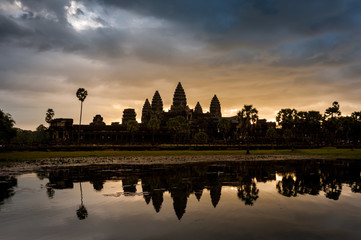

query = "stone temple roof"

[141,82,221,122]
[194,102,203,114]
[142,99,151,111]
[142,99,151,123]
[210,94,221,118]
[171,82,188,111]
[122,108,136,125]
[151,91,163,113]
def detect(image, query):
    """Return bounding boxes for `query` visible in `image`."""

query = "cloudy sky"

[1,0,361,130]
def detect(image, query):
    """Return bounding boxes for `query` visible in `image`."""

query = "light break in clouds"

[1,0,361,129]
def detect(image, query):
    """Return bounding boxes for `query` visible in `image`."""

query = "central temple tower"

[151,90,163,114]
[170,82,189,112]
[210,95,221,118]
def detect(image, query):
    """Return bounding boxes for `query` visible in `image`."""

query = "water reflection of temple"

[29,160,361,220]
[0,160,358,220]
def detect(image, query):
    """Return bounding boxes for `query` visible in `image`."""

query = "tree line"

[0,88,86,146]
[272,101,361,146]
[100,100,361,147]
[2,92,361,147]
[0,108,54,146]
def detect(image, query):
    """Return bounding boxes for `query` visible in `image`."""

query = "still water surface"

[1,159,361,240]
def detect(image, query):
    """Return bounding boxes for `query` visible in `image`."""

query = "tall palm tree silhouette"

[76,88,88,144]
[76,181,88,220]
[237,105,258,154]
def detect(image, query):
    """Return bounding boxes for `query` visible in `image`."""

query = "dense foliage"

[4,101,361,147]
[0,109,16,144]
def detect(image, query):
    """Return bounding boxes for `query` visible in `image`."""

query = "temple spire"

[141,98,151,123]
[194,102,203,114]
[171,82,187,111]
[151,91,163,114]
[210,95,221,118]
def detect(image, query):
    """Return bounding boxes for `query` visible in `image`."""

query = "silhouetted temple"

[90,115,105,126]
[141,99,151,124]
[151,91,163,116]
[170,82,189,111]
[49,82,273,144]
[210,95,221,118]
[140,82,219,125]
[194,102,203,114]
[122,109,136,125]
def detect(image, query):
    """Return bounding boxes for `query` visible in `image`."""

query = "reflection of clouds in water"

[1,159,361,239]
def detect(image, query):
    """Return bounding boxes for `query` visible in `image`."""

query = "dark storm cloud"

[3,0,359,66]
[0,1,82,52]
[1,0,361,129]
[270,32,361,67]
[0,0,195,66]
[1,0,361,62]
[0,14,30,41]
[97,0,361,48]
[0,1,114,56]
[16,0,70,23]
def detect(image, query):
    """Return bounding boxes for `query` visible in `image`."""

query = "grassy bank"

[0,148,361,163]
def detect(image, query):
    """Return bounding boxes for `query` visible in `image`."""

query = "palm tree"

[147,118,160,145]
[351,111,361,121]
[76,88,88,144]
[237,179,259,206]
[76,181,88,220]
[293,110,322,146]
[237,105,258,154]
[45,108,54,124]
[276,108,297,148]
[276,108,298,130]
[325,101,341,119]
[323,101,341,145]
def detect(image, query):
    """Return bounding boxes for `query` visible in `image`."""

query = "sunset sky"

[1,0,361,130]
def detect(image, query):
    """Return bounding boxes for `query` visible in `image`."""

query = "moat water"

[1,159,361,240]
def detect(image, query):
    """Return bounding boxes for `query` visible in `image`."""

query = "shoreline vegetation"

[1,148,361,164]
